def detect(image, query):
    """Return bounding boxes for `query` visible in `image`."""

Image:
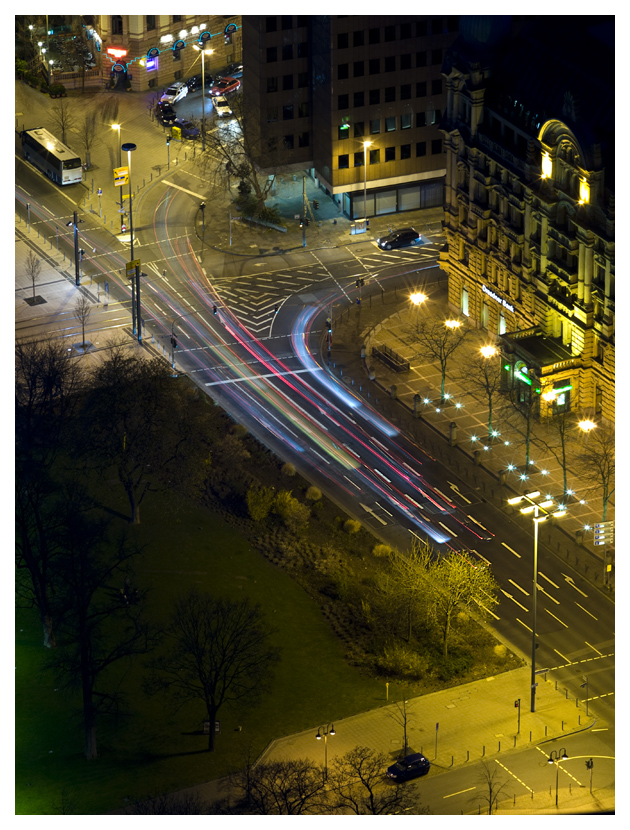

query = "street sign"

[126,259,140,278]
[97,187,102,196]
[114,166,129,187]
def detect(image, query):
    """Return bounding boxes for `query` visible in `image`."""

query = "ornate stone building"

[439,17,614,424]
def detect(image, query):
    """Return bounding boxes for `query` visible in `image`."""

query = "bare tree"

[78,111,98,168]
[327,746,427,815]
[51,98,76,145]
[455,348,503,440]
[25,249,42,299]
[227,758,327,814]
[405,317,470,401]
[195,92,288,217]
[144,590,280,751]
[73,293,91,348]
[475,761,511,815]
[533,411,573,495]
[128,790,207,815]
[45,508,154,759]
[15,338,85,647]
[577,425,615,520]
[388,697,412,758]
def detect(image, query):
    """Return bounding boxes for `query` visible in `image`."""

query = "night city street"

[15,14,614,816]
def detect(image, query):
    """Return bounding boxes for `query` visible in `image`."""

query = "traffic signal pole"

[302,176,306,248]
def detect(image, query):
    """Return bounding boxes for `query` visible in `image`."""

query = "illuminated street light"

[578,419,596,433]
[548,749,569,807]
[315,723,335,781]
[192,43,214,151]
[445,319,461,329]
[410,292,427,306]
[507,491,568,712]
[480,345,497,358]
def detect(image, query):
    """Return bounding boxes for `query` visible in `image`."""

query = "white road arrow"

[561,573,588,597]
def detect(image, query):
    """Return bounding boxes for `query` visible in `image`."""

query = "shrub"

[343,519,361,535]
[372,544,392,557]
[305,486,321,501]
[435,650,474,681]
[281,462,296,477]
[230,423,248,438]
[376,642,429,680]
[274,489,309,532]
[246,486,275,522]
[493,644,507,659]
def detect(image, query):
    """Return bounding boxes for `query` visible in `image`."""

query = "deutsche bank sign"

[482,284,514,313]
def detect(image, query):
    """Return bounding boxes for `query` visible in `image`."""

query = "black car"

[156,102,177,125]
[377,227,422,250]
[386,753,431,782]
[186,73,214,92]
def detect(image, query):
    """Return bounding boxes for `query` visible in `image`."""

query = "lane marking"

[443,787,476,799]
[508,579,529,596]
[500,589,528,612]
[161,180,209,199]
[501,542,521,558]
[494,759,534,793]
[517,618,534,634]
[466,514,488,530]
[438,521,456,535]
[553,648,572,663]
[561,573,588,597]
[538,572,560,589]
[576,604,598,621]
[545,609,568,628]
[537,585,560,605]
[584,641,603,656]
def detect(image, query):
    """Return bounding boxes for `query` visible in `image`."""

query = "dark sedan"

[155,102,177,125]
[173,118,200,139]
[377,227,422,250]
[386,753,431,782]
[186,73,214,92]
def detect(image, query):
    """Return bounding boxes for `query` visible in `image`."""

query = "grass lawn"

[16,486,392,815]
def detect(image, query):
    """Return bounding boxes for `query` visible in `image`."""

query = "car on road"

[173,118,200,139]
[186,73,213,92]
[377,227,422,250]
[386,753,431,782]
[209,76,241,96]
[160,81,188,104]
[213,95,233,117]
[155,102,177,125]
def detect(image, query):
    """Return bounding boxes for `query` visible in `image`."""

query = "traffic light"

[299,219,304,228]
[171,336,178,350]
[305,217,310,226]
[213,305,218,314]
[274,305,279,315]
[326,318,332,332]
[79,249,85,261]
[313,199,319,210]
[200,201,205,213]
[166,137,170,146]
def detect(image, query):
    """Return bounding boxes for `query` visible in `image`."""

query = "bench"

[371,344,410,373]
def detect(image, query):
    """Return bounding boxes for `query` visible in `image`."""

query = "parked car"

[213,95,232,117]
[186,73,213,91]
[173,118,200,139]
[377,227,422,250]
[156,102,177,124]
[209,77,240,96]
[224,61,243,76]
[160,81,188,104]
[386,753,430,782]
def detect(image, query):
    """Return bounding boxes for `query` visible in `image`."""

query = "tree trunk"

[443,611,451,658]
[123,482,140,524]
[82,649,98,759]
[42,612,56,649]
[206,704,218,751]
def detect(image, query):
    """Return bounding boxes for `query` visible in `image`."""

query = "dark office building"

[242,15,459,219]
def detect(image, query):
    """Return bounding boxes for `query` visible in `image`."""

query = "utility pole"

[302,176,307,248]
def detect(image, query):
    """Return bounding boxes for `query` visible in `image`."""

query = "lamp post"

[192,44,213,152]
[315,723,335,782]
[65,212,84,286]
[508,491,567,712]
[122,142,141,341]
[548,748,568,807]
[362,140,372,225]
[410,292,427,332]
[112,124,123,225]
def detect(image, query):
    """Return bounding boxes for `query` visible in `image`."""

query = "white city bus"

[21,128,83,185]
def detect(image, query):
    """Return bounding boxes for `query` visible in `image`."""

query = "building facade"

[242,15,459,219]
[439,17,614,424]
[93,15,242,92]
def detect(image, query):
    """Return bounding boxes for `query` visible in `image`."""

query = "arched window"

[112,15,123,36]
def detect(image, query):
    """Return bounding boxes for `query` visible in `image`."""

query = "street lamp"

[122,142,141,341]
[362,140,372,225]
[410,292,427,332]
[112,124,123,224]
[315,723,335,781]
[507,491,567,712]
[445,319,461,329]
[578,419,596,434]
[192,44,214,151]
[548,749,568,807]
[480,345,497,358]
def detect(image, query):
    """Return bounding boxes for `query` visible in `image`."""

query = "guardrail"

[371,343,410,373]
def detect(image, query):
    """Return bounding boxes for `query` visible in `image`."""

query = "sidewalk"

[326,284,614,597]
